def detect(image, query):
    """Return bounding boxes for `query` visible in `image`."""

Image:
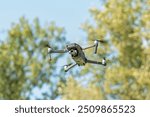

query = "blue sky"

[0,0,100,41]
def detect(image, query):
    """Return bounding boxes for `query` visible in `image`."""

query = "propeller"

[45,44,51,48]
[92,39,107,43]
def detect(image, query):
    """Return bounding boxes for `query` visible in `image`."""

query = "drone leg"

[86,58,106,66]
[64,63,77,72]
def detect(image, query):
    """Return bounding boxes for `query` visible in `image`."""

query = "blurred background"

[0,0,150,100]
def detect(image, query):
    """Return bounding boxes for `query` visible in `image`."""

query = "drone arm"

[64,63,77,72]
[86,59,106,66]
[49,49,68,53]
[82,45,95,50]
[86,59,102,65]
[82,42,98,54]
[47,48,67,61]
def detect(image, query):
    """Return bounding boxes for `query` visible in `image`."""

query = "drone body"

[66,43,86,66]
[47,40,107,72]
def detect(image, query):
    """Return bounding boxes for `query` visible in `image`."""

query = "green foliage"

[59,0,150,99]
[0,17,66,99]
[58,77,104,100]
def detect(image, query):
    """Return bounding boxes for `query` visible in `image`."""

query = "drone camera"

[69,49,78,57]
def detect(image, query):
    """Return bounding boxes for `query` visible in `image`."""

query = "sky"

[0,0,101,42]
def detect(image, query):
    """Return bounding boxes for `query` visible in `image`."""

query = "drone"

[46,40,107,72]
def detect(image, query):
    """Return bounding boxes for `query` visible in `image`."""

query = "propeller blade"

[97,40,107,43]
[45,44,51,48]
[96,40,107,43]
[91,39,107,43]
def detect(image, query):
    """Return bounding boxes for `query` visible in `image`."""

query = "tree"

[0,17,66,99]
[58,77,104,99]
[59,0,150,99]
